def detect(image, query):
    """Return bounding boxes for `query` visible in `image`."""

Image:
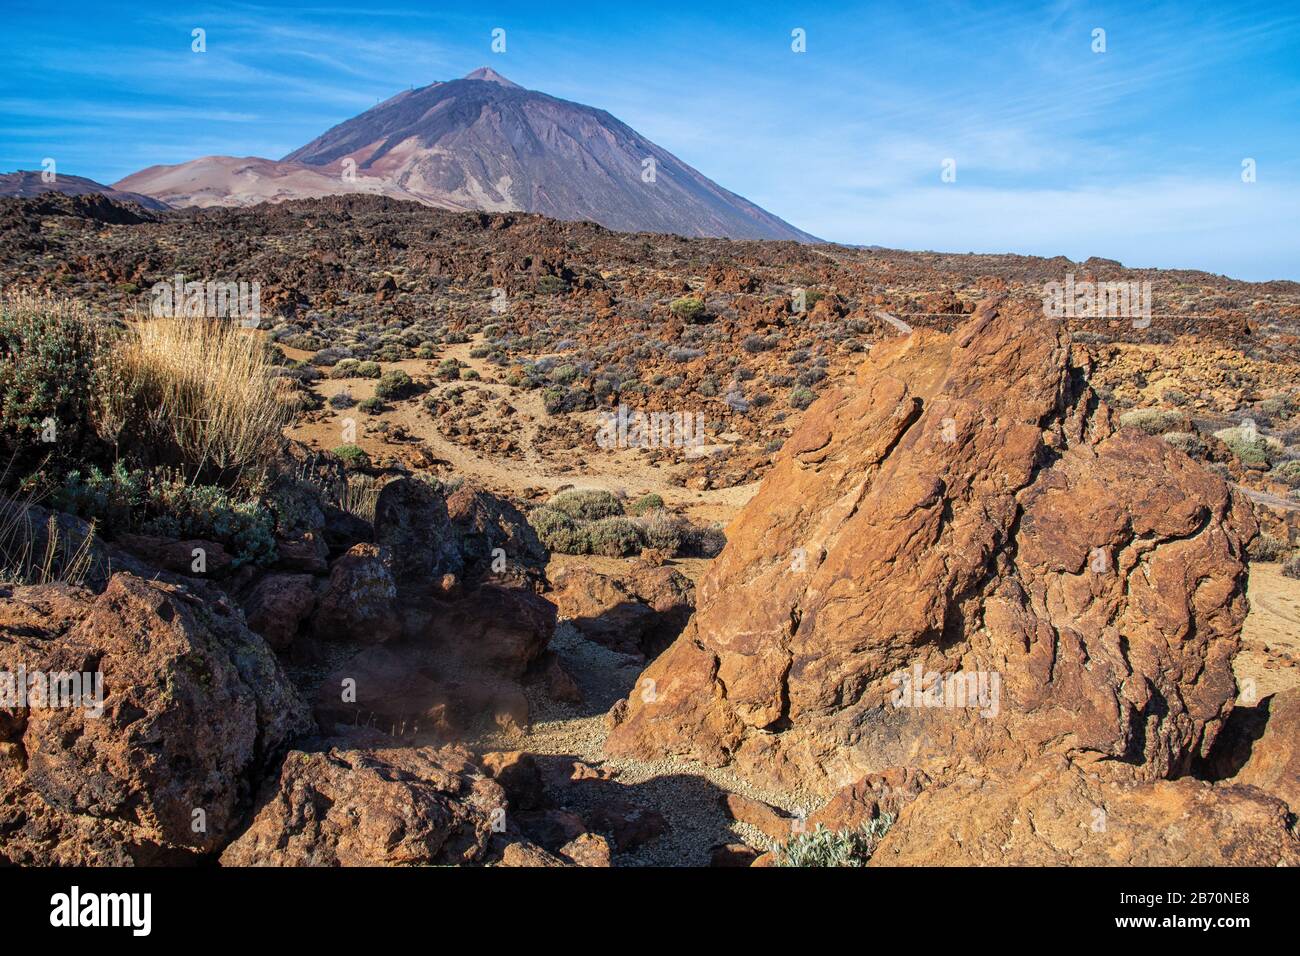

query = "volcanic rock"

[606,300,1256,799]
[0,574,312,865]
[221,745,505,866]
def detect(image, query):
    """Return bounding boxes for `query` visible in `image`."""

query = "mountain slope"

[115,69,817,242]
[0,171,171,210]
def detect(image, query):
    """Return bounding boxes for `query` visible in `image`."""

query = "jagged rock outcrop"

[221,745,505,866]
[607,300,1257,801]
[870,761,1300,866]
[0,574,312,864]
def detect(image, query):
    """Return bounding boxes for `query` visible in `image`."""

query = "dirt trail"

[285,336,758,523]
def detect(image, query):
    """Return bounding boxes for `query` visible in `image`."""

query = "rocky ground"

[1,194,1298,866]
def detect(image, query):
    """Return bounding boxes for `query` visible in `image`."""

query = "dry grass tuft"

[102,317,294,476]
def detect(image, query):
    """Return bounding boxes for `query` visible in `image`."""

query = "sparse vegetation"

[775,814,895,867]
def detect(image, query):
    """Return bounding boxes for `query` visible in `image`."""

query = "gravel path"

[470,621,823,866]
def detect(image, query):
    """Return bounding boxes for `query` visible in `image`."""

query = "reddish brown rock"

[1230,689,1300,812]
[808,768,930,832]
[721,793,792,844]
[607,301,1256,804]
[559,832,612,867]
[312,543,401,644]
[274,530,329,574]
[481,750,544,811]
[425,584,556,679]
[871,762,1300,866]
[0,574,312,865]
[373,477,461,586]
[711,843,761,866]
[113,533,232,576]
[221,745,505,866]
[551,564,694,657]
[446,483,549,590]
[241,572,316,651]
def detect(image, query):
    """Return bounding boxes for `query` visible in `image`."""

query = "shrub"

[638,511,687,553]
[101,315,294,480]
[669,297,706,322]
[52,464,277,567]
[536,274,569,295]
[1283,552,1300,580]
[1270,459,1300,488]
[332,444,371,470]
[686,522,727,557]
[1119,408,1184,436]
[1215,425,1276,468]
[584,516,642,557]
[629,493,665,516]
[358,397,385,413]
[355,361,382,379]
[548,488,624,521]
[789,386,817,410]
[374,369,413,400]
[549,364,579,386]
[1161,431,1206,458]
[775,815,894,867]
[436,358,461,381]
[0,293,108,471]
[527,506,587,553]
[328,390,355,409]
[1249,533,1288,562]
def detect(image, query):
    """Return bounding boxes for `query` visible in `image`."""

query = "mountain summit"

[115,71,817,241]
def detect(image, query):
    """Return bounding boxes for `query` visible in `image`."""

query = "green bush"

[1119,408,1184,436]
[548,488,624,521]
[374,369,413,400]
[358,397,385,413]
[629,493,665,516]
[332,444,371,470]
[669,296,706,322]
[536,274,569,295]
[527,506,587,554]
[0,295,107,469]
[775,815,894,867]
[638,511,686,553]
[584,516,642,557]
[1270,459,1300,488]
[789,386,817,410]
[1216,426,1276,468]
[1162,431,1206,458]
[52,464,276,567]
[355,361,382,379]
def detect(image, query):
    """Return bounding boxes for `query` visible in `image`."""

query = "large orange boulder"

[606,301,1256,798]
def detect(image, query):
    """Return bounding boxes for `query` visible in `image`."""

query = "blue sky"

[2,1,1297,280]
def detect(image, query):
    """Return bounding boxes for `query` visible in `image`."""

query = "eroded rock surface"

[608,300,1256,804]
[0,574,312,864]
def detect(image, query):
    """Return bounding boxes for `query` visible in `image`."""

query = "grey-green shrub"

[630,493,665,516]
[775,815,894,867]
[1162,431,1206,458]
[547,489,624,521]
[584,516,642,557]
[1119,408,1184,436]
[1249,533,1288,562]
